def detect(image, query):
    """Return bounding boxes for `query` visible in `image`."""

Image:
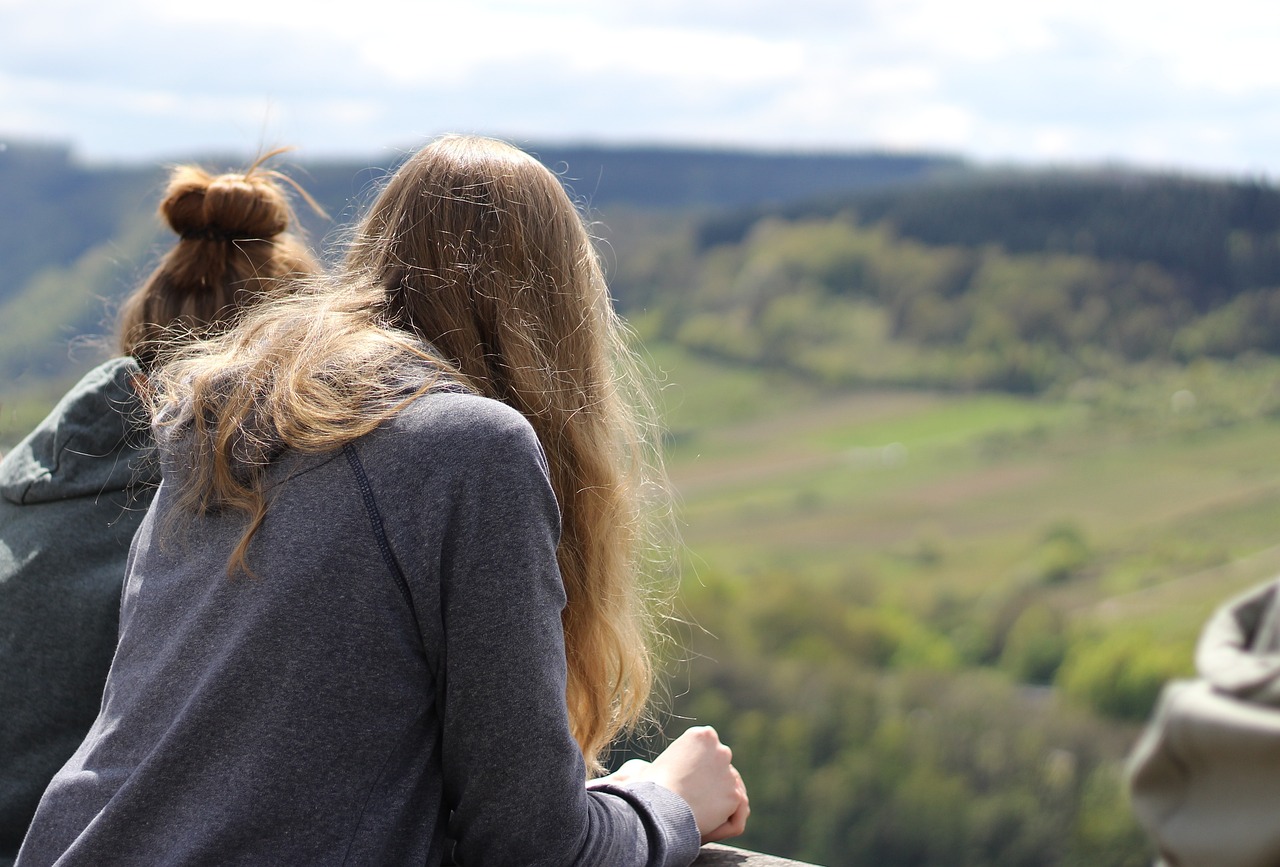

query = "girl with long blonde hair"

[18,136,747,866]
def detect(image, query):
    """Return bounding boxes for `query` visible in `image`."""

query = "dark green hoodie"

[0,358,156,865]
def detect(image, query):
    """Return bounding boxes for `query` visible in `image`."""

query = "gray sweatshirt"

[0,358,156,867]
[16,389,699,866]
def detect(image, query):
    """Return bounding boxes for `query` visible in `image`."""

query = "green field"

[659,342,1280,630]
[642,342,1280,865]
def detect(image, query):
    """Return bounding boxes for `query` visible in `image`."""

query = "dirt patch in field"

[717,390,938,445]
[905,463,1055,509]
[671,451,831,498]
[670,390,941,496]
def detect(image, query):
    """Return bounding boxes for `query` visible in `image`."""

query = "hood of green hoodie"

[0,357,155,505]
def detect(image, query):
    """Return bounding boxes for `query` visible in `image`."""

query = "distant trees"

[11,143,1280,399]
[617,174,1280,395]
[665,568,1155,867]
[849,173,1280,311]
[695,171,1280,310]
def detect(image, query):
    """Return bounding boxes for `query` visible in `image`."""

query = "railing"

[695,843,821,866]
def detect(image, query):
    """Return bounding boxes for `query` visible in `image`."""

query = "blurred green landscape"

[8,139,1280,865]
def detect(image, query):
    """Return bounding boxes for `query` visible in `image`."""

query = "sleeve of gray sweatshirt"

[342,394,701,866]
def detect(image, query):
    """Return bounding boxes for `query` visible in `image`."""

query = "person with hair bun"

[118,159,321,371]
[0,154,320,866]
[17,135,747,866]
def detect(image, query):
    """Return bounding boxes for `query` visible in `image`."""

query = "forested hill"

[0,138,963,409]
[694,171,1280,310]
[9,136,1280,405]
[0,143,159,312]
[0,140,961,308]
[513,145,963,209]
[618,169,1280,393]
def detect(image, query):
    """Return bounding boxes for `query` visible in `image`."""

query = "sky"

[3,0,1280,179]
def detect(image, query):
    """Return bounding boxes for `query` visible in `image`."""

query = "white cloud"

[862,0,1062,63]
[3,0,1280,177]
[1072,1,1280,95]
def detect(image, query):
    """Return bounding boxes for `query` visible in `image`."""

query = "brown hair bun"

[118,152,323,371]
[161,166,290,242]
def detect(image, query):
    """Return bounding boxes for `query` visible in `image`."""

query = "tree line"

[615,173,1280,394]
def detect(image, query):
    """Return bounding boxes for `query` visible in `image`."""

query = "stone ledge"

[694,843,822,866]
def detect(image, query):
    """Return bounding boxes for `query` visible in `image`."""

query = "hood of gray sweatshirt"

[1,357,151,505]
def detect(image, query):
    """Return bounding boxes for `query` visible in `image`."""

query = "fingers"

[699,764,750,844]
[702,805,749,843]
[727,765,750,836]
[617,758,651,778]
[586,753,650,788]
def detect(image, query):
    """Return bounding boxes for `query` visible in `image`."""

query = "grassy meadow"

[658,342,1280,641]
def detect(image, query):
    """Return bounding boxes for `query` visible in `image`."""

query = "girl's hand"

[602,726,749,843]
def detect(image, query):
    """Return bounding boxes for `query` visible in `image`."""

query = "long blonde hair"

[156,136,670,771]
[119,150,321,371]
